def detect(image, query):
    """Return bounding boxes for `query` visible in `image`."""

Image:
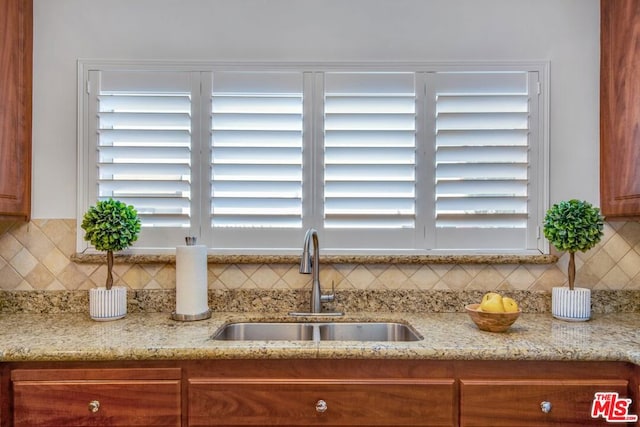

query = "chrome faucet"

[299,228,337,314]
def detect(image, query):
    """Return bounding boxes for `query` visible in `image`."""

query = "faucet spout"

[299,229,314,275]
[299,228,335,314]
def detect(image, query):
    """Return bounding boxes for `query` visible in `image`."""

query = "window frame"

[77,60,550,256]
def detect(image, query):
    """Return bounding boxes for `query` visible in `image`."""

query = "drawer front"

[189,379,456,426]
[13,379,181,427]
[461,379,631,426]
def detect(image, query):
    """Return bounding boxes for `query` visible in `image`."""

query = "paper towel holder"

[171,236,212,322]
[171,310,211,321]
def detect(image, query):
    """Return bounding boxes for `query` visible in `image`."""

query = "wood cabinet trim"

[189,377,455,386]
[461,379,630,387]
[11,367,182,381]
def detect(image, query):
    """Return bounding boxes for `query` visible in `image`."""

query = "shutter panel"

[211,72,304,229]
[95,71,194,235]
[432,71,534,249]
[81,63,545,254]
[323,72,416,229]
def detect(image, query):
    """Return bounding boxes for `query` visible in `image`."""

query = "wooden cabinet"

[189,379,455,426]
[600,0,640,218]
[10,367,181,427]
[460,379,629,426]
[2,360,638,427]
[186,359,456,426]
[0,0,32,221]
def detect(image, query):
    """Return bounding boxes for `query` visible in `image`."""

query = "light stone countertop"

[0,311,639,365]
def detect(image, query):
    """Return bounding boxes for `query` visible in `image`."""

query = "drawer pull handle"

[540,401,552,413]
[315,399,328,413]
[88,400,100,413]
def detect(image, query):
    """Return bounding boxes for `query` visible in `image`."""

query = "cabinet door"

[12,368,181,427]
[189,378,456,426]
[460,379,630,426]
[0,0,32,221]
[600,0,640,218]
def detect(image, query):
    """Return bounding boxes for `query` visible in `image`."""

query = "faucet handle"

[320,281,336,303]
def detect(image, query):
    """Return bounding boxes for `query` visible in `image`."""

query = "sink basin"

[211,321,422,342]
[211,322,315,341]
[318,322,421,341]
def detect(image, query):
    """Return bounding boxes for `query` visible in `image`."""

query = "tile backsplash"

[1,219,640,293]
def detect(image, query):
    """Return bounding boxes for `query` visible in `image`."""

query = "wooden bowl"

[465,303,521,332]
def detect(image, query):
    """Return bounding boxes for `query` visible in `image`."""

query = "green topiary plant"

[543,199,604,290]
[81,199,141,290]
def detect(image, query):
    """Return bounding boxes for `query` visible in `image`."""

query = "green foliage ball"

[543,199,604,253]
[82,199,141,252]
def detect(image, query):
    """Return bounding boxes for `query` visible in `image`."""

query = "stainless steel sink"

[318,322,421,341]
[211,322,315,341]
[211,321,422,342]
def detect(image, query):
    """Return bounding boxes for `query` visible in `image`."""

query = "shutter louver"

[96,71,193,229]
[433,71,531,249]
[324,72,416,229]
[211,72,304,228]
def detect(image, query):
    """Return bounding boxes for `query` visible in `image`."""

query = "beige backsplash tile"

[121,264,152,289]
[10,248,38,278]
[217,264,249,289]
[1,219,640,295]
[407,265,440,290]
[440,266,473,291]
[502,266,536,290]
[618,249,640,278]
[530,266,566,291]
[0,232,21,261]
[154,265,177,289]
[600,265,631,290]
[585,249,616,279]
[25,264,55,290]
[41,247,71,276]
[467,266,504,290]
[603,233,632,261]
[618,221,640,246]
[0,264,22,289]
[61,263,95,290]
[344,265,377,289]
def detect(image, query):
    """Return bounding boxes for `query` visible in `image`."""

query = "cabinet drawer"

[12,368,181,427]
[460,379,630,426]
[189,378,456,426]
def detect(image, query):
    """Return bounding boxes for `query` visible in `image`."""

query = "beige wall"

[2,219,640,293]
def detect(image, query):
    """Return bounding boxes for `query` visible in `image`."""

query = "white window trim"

[77,60,550,256]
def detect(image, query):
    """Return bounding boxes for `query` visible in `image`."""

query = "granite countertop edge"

[1,311,638,365]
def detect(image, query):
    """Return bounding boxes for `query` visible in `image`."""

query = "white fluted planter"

[89,286,127,321]
[552,287,591,321]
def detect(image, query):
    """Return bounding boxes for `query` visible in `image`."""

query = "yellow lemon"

[479,292,505,313]
[502,297,519,312]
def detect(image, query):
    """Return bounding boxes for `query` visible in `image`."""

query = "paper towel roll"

[175,245,209,317]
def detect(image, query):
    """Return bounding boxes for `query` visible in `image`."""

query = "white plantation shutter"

[80,62,546,254]
[86,70,199,248]
[430,71,540,250]
[323,72,416,230]
[209,71,304,249]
